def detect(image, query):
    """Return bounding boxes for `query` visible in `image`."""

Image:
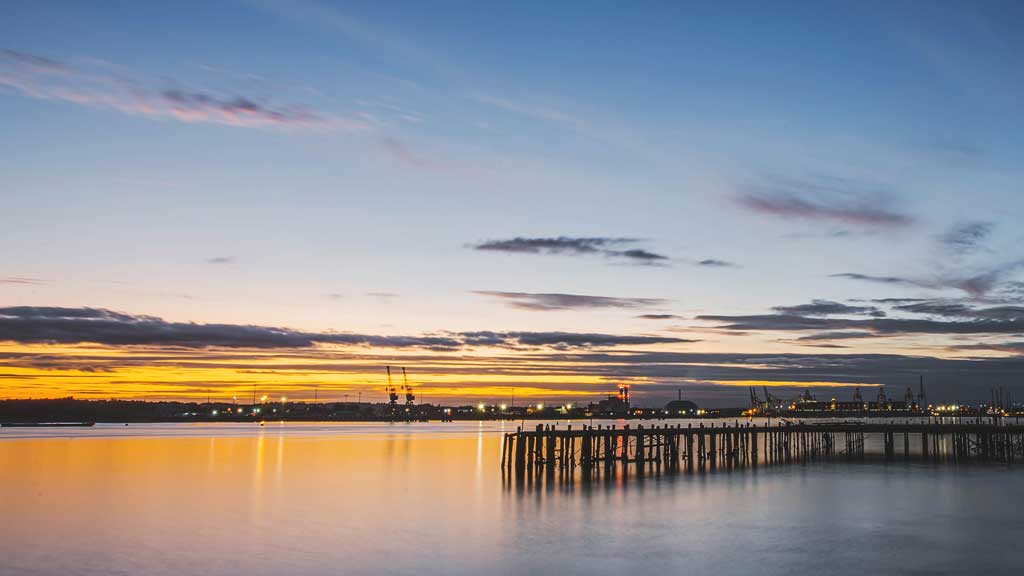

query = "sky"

[2,0,1024,406]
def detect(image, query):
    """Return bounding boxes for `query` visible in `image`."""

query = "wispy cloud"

[379,136,427,167]
[861,298,928,304]
[894,300,1024,321]
[772,299,885,317]
[795,331,878,341]
[456,331,695,349]
[206,256,235,264]
[947,341,1024,355]
[0,276,47,285]
[473,237,633,255]
[614,249,669,263]
[941,221,993,255]
[834,261,1024,300]
[737,175,913,228]
[831,220,1021,299]
[943,265,1024,299]
[240,0,459,81]
[474,291,668,311]
[472,236,669,264]
[830,272,920,286]
[697,309,1024,336]
[892,300,972,317]
[636,314,683,320]
[0,49,367,130]
[697,259,738,268]
[471,93,583,129]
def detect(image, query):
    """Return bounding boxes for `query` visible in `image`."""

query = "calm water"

[1,420,1021,575]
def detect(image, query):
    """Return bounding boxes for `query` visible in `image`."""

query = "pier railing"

[501,421,1024,479]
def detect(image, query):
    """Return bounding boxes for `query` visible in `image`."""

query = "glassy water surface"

[1,421,1021,575]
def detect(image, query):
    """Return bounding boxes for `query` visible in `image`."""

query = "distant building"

[591,385,631,417]
[663,399,698,416]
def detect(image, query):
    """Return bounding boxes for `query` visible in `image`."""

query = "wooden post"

[514,428,526,473]
[635,425,645,473]
[686,428,694,472]
[709,426,717,471]
[548,424,557,473]
[751,427,758,466]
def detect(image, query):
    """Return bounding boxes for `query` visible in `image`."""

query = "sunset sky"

[3,1,1024,405]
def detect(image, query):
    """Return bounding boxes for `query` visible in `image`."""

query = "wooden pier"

[501,421,1024,479]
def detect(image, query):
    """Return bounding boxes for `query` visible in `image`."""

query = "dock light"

[500,404,507,411]
[212,410,218,416]
[566,403,572,410]
[478,403,485,411]
[537,403,544,410]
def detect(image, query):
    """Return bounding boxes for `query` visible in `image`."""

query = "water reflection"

[1,422,1022,576]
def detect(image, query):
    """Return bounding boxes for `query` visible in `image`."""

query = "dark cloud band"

[0,306,688,350]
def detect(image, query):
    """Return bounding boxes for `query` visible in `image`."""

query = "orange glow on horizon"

[0,342,903,402]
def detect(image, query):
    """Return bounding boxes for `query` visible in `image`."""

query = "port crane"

[402,367,415,408]
[386,366,399,417]
[749,387,761,411]
[763,386,780,413]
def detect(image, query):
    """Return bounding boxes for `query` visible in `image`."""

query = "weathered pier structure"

[501,421,1024,479]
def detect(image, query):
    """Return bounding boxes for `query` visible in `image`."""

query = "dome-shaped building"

[664,399,698,416]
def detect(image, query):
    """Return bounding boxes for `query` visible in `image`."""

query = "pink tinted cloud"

[0,49,368,131]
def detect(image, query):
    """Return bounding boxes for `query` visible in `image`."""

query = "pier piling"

[504,421,1024,482]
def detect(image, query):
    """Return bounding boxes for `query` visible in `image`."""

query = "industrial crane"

[386,366,399,416]
[762,386,777,412]
[402,367,415,408]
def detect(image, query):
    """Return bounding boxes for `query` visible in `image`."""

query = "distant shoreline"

[2,397,1004,425]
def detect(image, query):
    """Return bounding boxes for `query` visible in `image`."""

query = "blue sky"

[2,1,1024,403]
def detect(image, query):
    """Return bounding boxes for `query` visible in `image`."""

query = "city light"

[499,404,507,411]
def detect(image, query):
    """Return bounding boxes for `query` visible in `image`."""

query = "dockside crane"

[762,386,777,412]
[386,366,399,417]
[402,367,415,408]
[749,387,761,409]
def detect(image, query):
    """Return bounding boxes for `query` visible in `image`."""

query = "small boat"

[0,422,96,427]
